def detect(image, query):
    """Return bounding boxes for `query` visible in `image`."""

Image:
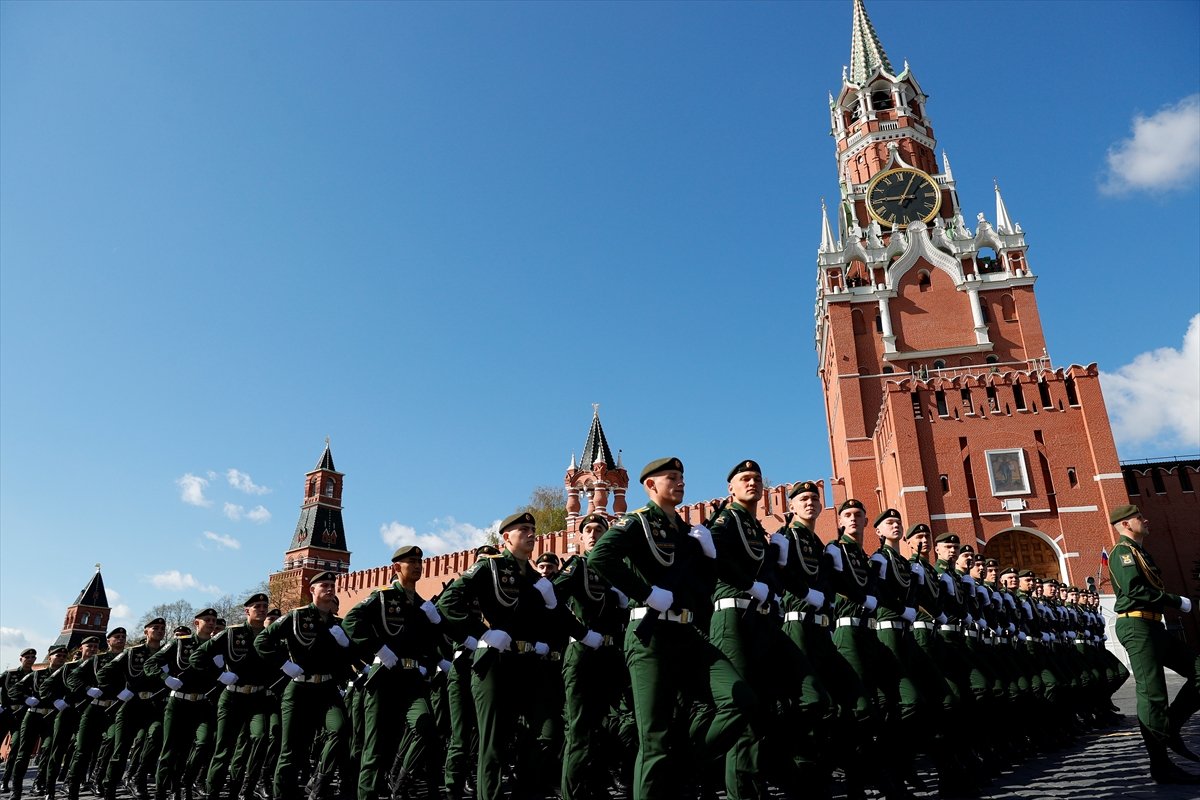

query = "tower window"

[883,366,895,374]
[1038,380,1053,409]
[1001,294,1017,322]
[324,481,335,497]
[1067,468,1078,488]
[874,312,883,333]
[980,304,990,323]
[1180,469,1194,493]
[1151,468,1166,494]
[1012,383,1027,411]
[961,388,974,414]
[933,359,946,371]
[870,89,893,111]
[911,392,923,419]
[1064,376,1080,406]
[935,390,948,417]
[939,475,950,493]
[1123,470,1140,496]
[978,248,1001,274]
[852,308,866,335]
[918,270,931,292]
[986,355,1000,364]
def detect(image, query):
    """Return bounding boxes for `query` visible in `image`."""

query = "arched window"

[883,366,895,374]
[977,247,1000,274]
[874,312,883,333]
[986,355,1000,364]
[871,88,893,111]
[1001,294,1017,322]
[324,481,335,498]
[852,308,866,335]
[933,359,946,370]
[917,270,931,292]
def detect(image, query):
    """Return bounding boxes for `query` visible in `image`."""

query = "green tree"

[138,599,195,637]
[516,485,567,538]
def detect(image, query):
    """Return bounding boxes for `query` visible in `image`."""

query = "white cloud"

[176,473,211,507]
[223,502,243,521]
[107,589,132,622]
[1101,94,1200,195]
[380,516,500,556]
[227,469,270,495]
[146,570,221,595]
[246,505,271,524]
[0,627,53,671]
[203,531,241,550]
[1102,314,1200,450]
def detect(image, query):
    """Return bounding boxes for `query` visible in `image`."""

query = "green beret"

[1018,569,1035,578]
[535,552,560,565]
[173,626,191,636]
[195,607,219,618]
[81,635,101,646]
[787,481,821,500]
[215,618,227,626]
[578,513,609,531]
[20,647,36,657]
[499,511,536,533]
[958,544,975,555]
[904,523,930,540]
[145,617,166,628]
[266,609,282,618]
[307,571,338,587]
[244,593,269,607]
[47,645,66,655]
[391,545,424,562]
[999,566,1017,577]
[873,508,901,527]
[640,457,683,483]
[474,544,501,557]
[935,532,960,545]
[726,460,761,482]
[838,499,866,514]
[107,627,127,638]
[984,558,999,568]
[1109,505,1140,525]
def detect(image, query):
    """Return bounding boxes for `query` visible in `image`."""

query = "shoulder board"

[632,506,649,514]
[480,553,502,560]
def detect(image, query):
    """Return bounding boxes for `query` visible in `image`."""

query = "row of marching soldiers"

[0,456,1131,800]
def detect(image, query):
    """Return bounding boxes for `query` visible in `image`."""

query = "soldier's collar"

[729,501,752,514]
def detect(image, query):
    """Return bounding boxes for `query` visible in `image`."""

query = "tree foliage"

[138,599,195,636]
[517,485,567,539]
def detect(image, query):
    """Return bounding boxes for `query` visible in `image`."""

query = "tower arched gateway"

[984,527,1066,583]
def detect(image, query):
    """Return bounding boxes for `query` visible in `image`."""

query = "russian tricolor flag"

[1100,548,1109,566]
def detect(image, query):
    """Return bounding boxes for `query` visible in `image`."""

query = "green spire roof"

[849,0,893,85]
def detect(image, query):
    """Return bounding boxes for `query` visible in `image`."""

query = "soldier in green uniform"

[147,609,220,800]
[589,457,756,800]
[1,647,38,793]
[436,511,575,800]
[98,618,167,800]
[555,513,634,800]
[7,646,68,800]
[341,546,444,800]
[191,594,274,800]
[44,638,101,800]
[246,610,285,800]
[1107,504,1200,784]
[253,574,354,800]
[65,628,127,800]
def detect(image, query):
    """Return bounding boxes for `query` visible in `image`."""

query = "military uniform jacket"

[554,554,626,638]
[933,560,966,624]
[777,522,833,615]
[588,501,717,620]
[12,668,43,707]
[437,549,562,646]
[909,555,941,622]
[191,624,274,687]
[1,667,33,710]
[830,533,877,620]
[99,642,163,695]
[145,635,217,694]
[36,662,73,706]
[254,606,354,681]
[342,582,441,669]
[1013,590,1039,638]
[710,502,776,605]
[871,544,915,623]
[1109,534,1185,614]
[66,652,119,700]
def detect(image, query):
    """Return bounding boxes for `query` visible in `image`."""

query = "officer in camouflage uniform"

[7,646,68,800]
[98,618,167,800]
[589,457,756,800]
[1108,504,1200,784]
[66,628,127,800]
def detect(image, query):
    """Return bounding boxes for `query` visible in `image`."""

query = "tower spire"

[849,0,893,85]
[994,180,1015,234]
[579,404,615,471]
[820,199,837,253]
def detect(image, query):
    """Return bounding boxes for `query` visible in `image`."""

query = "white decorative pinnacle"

[994,180,1015,234]
[942,150,954,182]
[820,199,837,253]
[568,452,576,470]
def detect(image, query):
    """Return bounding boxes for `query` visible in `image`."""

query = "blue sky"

[2,0,1198,664]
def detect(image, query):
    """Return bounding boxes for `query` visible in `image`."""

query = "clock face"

[866,168,942,226]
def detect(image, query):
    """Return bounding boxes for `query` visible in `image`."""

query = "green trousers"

[271,682,346,800]
[1116,616,1200,740]
[104,698,161,792]
[155,695,213,797]
[442,652,476,793]
[356,669,435,800]
[9,708,54,791]
[205,689,269,799]
[68,703,116,788]
[44,706,81,790]
[561,642,635,800]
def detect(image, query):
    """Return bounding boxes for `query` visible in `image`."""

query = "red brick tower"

[563,405,629,555]
[814,0,1129,586]
[52,565,112,655]
[268,439,351,611]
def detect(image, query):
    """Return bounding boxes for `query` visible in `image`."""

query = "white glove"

[964,614,974,625]
[160,665,170,674]
[54,699,69,712]
[420,600,442,624]
[1018,631,1027,642]
[689,525,717,559]
[1102,633,1108,641]
[480,629,511,652]
[533,577,558,610]
[645,586,674,613]
[748,581,770,604]
[962,575,976,595]
[610,587,629,608]
[940,572,956,591]
[803,588,826,609]
[581,630,604,649]
[978,588,991,606]
[862,595,878,612]
[1022,601,1034,619]
[26,696,41,707]
[86,687,104,699]
[770,533,789,566]
[417,665,428,677]
[218,671,239,686]
[1004,594,1016,609]
[825,543,844,572]
[1041,631,1051,642]
[911,561,925,584]
[375,644,399,669]
[533,642,549,657]
[936,613,948,625]
[438,659,453,673]
[360,665,372,679]
[213,655,225,669]
[902,607,917,623]
[870,552,888,579]
[117,689,134,702]
[462,636,479,651]
[281,660,304,679]
[329,625,350,648]
[1182,597,1194,613]
[164,676,184,690]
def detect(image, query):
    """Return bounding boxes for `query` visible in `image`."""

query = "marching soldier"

[65,628,127,800]
[589,457,756,800]
[341,546,444,800]
[192,594,274,800]
[1108,504,1200,784]
[1,648,38,793]
[44,638,101,800]
[98,618,167,800]
[7,646,68,800]
[253,574,354,800]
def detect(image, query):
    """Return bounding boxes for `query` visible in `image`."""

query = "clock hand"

[900,173,917,207]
